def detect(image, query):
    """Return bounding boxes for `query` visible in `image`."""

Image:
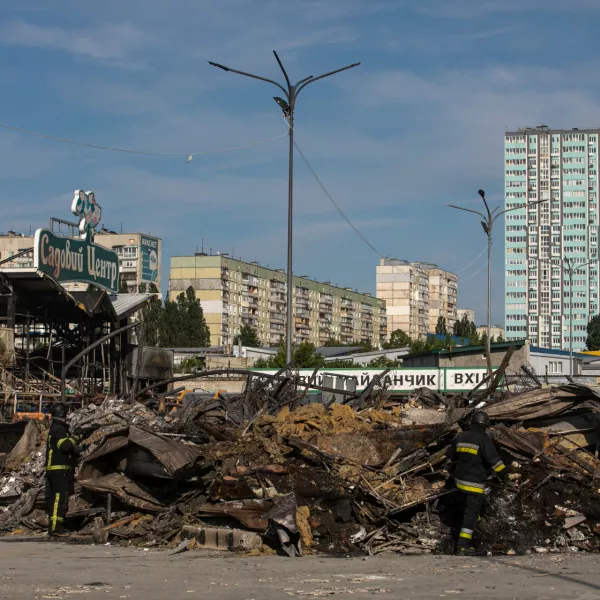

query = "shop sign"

[140,235,159,283]
[33,190,119,293]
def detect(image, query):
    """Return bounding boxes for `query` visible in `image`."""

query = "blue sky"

[1,0,600,326]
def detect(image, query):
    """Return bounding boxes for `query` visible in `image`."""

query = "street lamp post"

[208,52,360,364]
[536,256,595,377]
[447,191,548,381]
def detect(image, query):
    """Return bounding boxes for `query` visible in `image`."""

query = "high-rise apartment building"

[169,254,387,348]
[504,126,599,351]
[376,259,457,340]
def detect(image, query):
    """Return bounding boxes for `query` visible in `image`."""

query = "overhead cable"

[294,139,490,280]
[0,122,286,158]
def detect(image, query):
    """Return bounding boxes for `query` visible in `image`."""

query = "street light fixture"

[209,52,360,364]
[447,192,548,380]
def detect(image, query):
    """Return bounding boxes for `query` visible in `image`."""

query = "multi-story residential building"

[169,254,387,348]
[456,308,476,324]
[504,126,599,351]
[476,325,505,340]
[0,223,162,293]
[427,266,458,333]
[376,259,457,340]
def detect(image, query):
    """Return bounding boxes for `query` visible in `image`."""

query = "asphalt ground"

[1,538,599,600]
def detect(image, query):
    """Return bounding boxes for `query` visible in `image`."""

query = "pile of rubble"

[1,373,600,556]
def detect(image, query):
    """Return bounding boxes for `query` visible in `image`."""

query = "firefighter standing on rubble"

[445,410,507,555]
[45,403,84,536]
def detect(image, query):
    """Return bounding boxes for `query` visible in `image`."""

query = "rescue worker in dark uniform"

[446,410,507,555]
[45,403,83,536]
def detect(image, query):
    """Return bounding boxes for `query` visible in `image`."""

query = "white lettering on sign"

[39,233,84,279]
[250,368,498,394]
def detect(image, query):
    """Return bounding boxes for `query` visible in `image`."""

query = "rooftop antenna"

[121,222,123,234]
[201,238,204,253]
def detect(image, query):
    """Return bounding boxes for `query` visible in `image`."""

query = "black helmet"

[472,410,490,428]
[50,403,68,419]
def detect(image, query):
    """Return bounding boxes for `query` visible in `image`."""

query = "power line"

[456,245,487,273]
[0,122,287,158]
[293,139,489,281]
[458,258,488,283]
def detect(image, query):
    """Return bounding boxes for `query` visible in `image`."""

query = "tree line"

[140,284,211,348]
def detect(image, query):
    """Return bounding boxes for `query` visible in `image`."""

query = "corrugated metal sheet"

[109,294,155,318]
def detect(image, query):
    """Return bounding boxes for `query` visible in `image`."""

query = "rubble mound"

[1,380,600,556]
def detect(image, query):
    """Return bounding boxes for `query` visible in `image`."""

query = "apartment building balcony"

[270,323,284,332]
[320,295,333,305]
[270,292,286,301]
[270,312,284,322]
[242,316,258,326]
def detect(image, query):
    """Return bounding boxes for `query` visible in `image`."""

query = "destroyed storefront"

[0,268,169,420]
[2,362,600,557]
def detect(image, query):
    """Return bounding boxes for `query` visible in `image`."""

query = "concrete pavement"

[1,538,599,599]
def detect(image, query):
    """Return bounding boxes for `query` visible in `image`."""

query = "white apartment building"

[376,259,457,340]
[504,126,599,351]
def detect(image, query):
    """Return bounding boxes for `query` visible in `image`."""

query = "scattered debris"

[2,373,600,556]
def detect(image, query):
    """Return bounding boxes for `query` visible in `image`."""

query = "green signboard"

[140,235,159,283]
[33,190,119,293]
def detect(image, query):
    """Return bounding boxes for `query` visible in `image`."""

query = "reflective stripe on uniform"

[459,528,473,540]
[456,443,479,455]
[45,465,73,471]
[456,479,485,494]
[493,461,506,473]
[56,437,71,449]
[51,493,61,532]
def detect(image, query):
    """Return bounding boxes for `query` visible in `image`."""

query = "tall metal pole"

[208,53,360,364]
[486,226,493,379]
[447,191,548,383]
[568,261,574,377]
[285,91,295,366]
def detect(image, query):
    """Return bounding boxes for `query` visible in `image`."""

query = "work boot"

[456,545,484,556]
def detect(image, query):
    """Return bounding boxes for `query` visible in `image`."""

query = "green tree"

[141,296,163,347]
[233,324,261,347]
[253,342,325,368]
[323,338,343,347]
[384,329,412,349]
[119,277,129,293]
[160,295,185,347]
[324,358,355,368]
[358,339,375,352]
[435,316,448,336]
[182,286,211,347]
[178,356,204,373]
[497,333,505,343]
[587,315,600,350]
[367,356,402,368]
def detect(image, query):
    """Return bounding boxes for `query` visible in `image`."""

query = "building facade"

[504,126,599,351]
[456,308,476,324]
[476,325,505,340]
[0,226,162,293]
[169,254,387,348]
[376,259,457,340]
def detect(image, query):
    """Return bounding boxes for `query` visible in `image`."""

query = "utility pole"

[529,256,594,377]
[209,52,360,364]
[448,191,548,381]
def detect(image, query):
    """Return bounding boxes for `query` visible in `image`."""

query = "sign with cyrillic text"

[250,367,498,394]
